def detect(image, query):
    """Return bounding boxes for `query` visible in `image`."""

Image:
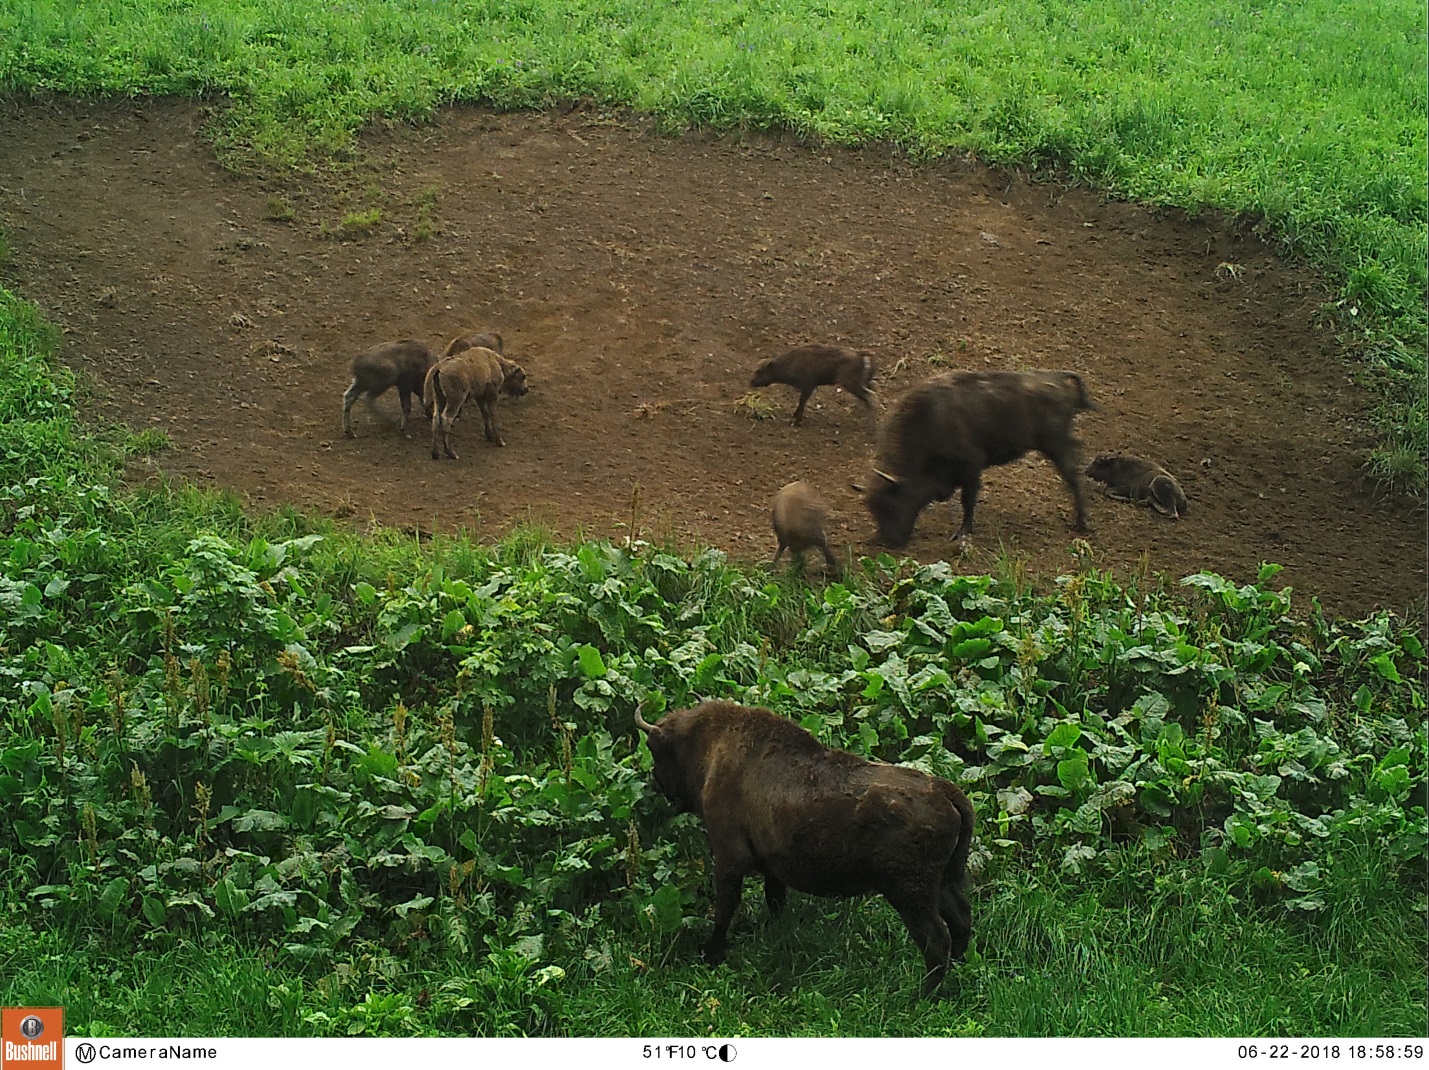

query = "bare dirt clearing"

[1,98,1422,617]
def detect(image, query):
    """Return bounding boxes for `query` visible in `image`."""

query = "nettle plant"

[0,528,1422,980]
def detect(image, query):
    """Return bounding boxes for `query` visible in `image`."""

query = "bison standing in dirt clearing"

[749,344,877,426]
[635,700,975,995]
[858,369,1096,546]
[424,346,529,460]
[771,481,838,571]
[443,330,505,359]
[341,339,437,438]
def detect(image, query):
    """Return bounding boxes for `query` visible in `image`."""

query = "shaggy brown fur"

[1086,454,1188,519]
[442,330,505,359]
[749,344,876,426]
[423,347,529,460]
[341,339,437,437]
[771,481,838,571]
[635,700,974,995]
[858,369,1096,546]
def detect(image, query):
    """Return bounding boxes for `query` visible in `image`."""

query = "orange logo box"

[1,1008,63,1070]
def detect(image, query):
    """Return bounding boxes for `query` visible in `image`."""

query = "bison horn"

[871,468,900,485]
[634,700,656,733]
[849,481,865,494]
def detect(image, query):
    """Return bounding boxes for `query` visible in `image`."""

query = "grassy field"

[1,0,1424,487]
[0,0,1425,1038]
[0,282,1425,1036]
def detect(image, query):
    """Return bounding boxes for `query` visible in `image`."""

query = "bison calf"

[1086,454,1188,519]
[636,700,975,994]
[423,347,529,460]
[749,344,876,426]
[858,369,1096,546]
[771,481,837,571]
[341,339,437,438]
[443,330,505,359]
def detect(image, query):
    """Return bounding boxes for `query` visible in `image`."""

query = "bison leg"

[397,386,414,434]
[771,542,786,567]
[763,875,787,916]
[1045,449,1090,533]
[939,884,972,961]
[441,414,459,460]
[819,539,838,572]
[888,893,952,996]
[479,398,505,447]
[704,865,747,965]
[951,473,980,540]
[791,387,815,426]
[845,378,876,410]
[341,380,364,437]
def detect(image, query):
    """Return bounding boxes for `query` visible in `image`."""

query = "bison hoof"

[343,429,355,439]
[701,942,728,966]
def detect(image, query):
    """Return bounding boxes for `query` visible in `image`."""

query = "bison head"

[499,358,529,398]
[748,359,775,388]
[635,705,699,813]
[1084,455,1116,481]
[860,469,929,549]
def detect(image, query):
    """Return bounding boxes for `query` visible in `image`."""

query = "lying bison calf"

[771,481,837,571]
[443,330,504,359]
[341,339,437,437]
[858,369,1096,546]
[749,344,876,426]
[636,700,975,994]
[1086,454,1188,519]
[424,347,529,460]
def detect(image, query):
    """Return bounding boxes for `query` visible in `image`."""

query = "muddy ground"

[0,98,1422,618]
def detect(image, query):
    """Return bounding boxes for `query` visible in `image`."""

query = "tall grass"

[0,0,1424,487]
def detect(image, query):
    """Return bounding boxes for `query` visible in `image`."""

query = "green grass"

[5,853,1421,1036]
[0,0,1423,488]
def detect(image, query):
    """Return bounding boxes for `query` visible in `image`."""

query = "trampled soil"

[1,98,1423,617]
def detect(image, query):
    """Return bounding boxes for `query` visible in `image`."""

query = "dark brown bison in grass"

[635,700,975,994]
[857,369,1096,546]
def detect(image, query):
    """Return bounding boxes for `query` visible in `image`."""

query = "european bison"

[635,700,975,994]
[443,330,505,359]
[771,481,838,571]
[858,369,1096,546]
[423,346,529,460]
[1086,454,1188,519]
[341,339,437,438]
[749,344,876,426]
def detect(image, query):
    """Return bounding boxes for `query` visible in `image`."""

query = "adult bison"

[858,369,1096,546]
[635,700,975,994]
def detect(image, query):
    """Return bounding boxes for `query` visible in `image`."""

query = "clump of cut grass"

[123,426,172,456]
[735,391,775,421]
[262,195,295,222]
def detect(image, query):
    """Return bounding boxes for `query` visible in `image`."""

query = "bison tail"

[944,786,976,890]
[424,366,442,414]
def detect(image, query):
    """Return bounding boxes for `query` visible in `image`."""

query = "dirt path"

[0,98,1421,618]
